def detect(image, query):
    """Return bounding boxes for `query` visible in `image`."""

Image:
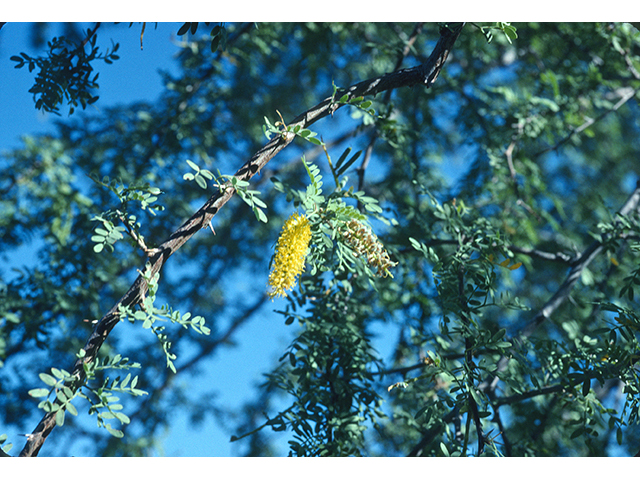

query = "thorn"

[208,221,216,235]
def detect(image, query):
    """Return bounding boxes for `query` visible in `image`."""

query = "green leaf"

[4,312,20,324]
[254,207,268,223]
[440,442,450,456]
[121,373,131,389]
[195,175,207,189]
[167,361,177,374]
[177,23,191,36]
[29,388,50,398]
[503,25,518,42]
[364,202,382,213]
[55,408,65,427]
[105,425,124,438]
[39,373,58,387]
[251,196,267,209]
[186,159,200,172]
[582,378,591,397]
[114,412,131,424]
[570,426,586,440]
[56,390,69,403]
[66,402,78,416]
[335,150,361,176]
[415,405,430,419]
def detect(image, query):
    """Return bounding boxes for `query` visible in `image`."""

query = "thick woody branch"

[19,23,465,457]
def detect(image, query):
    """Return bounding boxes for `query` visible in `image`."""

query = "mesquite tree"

[1,22,640,457]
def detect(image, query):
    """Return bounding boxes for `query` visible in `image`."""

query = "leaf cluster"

[117,266,210,374]
[11,30,120,115]
[89,176,164,254]
[263,111,323,146]
[176,22,228,53]
[475,22,518,44]
[183,159,268,223]
[260,278,384,456]
[28,352,147,438]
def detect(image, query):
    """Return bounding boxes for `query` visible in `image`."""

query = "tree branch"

[405,179,640,457]
[457,259,485,455]
[18,23,466,457]
[357,22,425,192]
[522,180,640,337]
[534,87,639,158]
[478,180,640,394]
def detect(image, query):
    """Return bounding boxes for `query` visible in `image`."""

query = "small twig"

[523,180,640,336]
[356,22,425,193]
[534,87,638,157]
[505,140,518,184]
[118,214,158,256]
[507,245,573,263]
[140,22,146,50]
[462,408,472,455]
[490,409,512,456]
[505,136,542,221]
[356,132,378,193]
[477,180,640,396]
[81,22,101,48]
[115,293,269,439]
[457,258,485,455]
[275,109,287,129]
[492,383,565,407]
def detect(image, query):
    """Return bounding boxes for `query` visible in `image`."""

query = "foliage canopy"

[2,22,640,457]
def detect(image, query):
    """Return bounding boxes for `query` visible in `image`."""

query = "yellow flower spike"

[268,212,312,299]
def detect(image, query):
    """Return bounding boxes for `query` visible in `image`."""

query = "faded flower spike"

[268,212,312,299]
[341,219,397,277]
